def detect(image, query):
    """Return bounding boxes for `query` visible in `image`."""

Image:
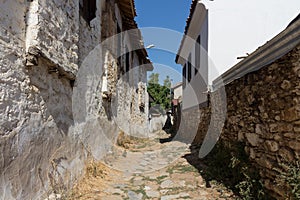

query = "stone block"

[275,115,281,121]
[249,148,256,159]
[257,157,273,169]
[278,148,294,162]
[270,123,293,133]
[284,132,297,139]
[281,107,300,122]
[255,124,264,135]
[288,141,300,151]
[245,133,260,146]
[269,124,278,133]
[273,135,281,141]
[280,80,291,90]
[265,140,279,152]
[237,131,245,141]
[294,127,300,132]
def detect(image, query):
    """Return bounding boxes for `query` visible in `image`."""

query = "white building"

[172,82,183,101]
[176,0,209,110]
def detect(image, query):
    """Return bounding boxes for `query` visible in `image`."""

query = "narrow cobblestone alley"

[68,131,236,200]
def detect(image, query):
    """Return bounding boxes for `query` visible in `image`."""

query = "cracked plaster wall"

[0,0,150,199]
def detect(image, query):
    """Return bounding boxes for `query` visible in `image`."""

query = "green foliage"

[147,73,172,109]
[148,73,159,85]
[163,75,171,88]
[201,142,272,200]
[279,160,300,199]
[148,83,170,109]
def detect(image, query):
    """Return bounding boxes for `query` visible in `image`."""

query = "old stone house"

[0,0,152,199]
[176,0,208,110]
[178,3,300,197]
[211,15,300,199]
[175,0,209,142]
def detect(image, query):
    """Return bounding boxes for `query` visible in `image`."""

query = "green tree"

[147,73,171,109]
[163,75,171,89]
[148,73,159,85]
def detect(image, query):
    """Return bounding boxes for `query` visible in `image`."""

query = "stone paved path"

[69,131,236,200]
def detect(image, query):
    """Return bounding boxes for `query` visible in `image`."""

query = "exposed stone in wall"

[78,0,103,66]
[26,0,79,79]
[189,44,300,198]
[0,54,83,199]
[114,63,149,138]
[138,82,146,110]
[0,0,150,199]
[101,51,118,99]
[101,0,117,42]
[0,1,27,137]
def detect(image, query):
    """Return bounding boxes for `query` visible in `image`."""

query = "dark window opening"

[117,24,122,65]
[183,64,186,81]
[188,54,192,82]
[80,0,96,24]
[125,46,130,73]
[70,80,75,88]
[139,105,145,113]
[195,35,201,75]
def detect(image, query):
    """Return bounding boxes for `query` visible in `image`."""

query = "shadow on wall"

[0,58,81,199]
[27,58,74,134]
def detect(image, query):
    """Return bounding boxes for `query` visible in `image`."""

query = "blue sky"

[135,0,300,84]
[135,0,192,85]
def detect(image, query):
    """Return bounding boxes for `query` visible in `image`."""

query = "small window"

[183,64,186,80]
[183,64,187,88]
[80,0,96,24]
[188,54,192,82]
[117,24,122,64]
[125,46,130,73]
[195,35,201,75]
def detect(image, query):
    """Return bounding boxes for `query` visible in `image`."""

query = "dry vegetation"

[66,160,120,200]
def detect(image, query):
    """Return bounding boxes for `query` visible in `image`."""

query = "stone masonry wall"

[0,0,150,199]
[0,1,84,198]
[0,7,84,194]
[114,53,150,138]
[26,0,79,79]
[221,44,300,199]
[190,44,300,198]
[78,0,104,65]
